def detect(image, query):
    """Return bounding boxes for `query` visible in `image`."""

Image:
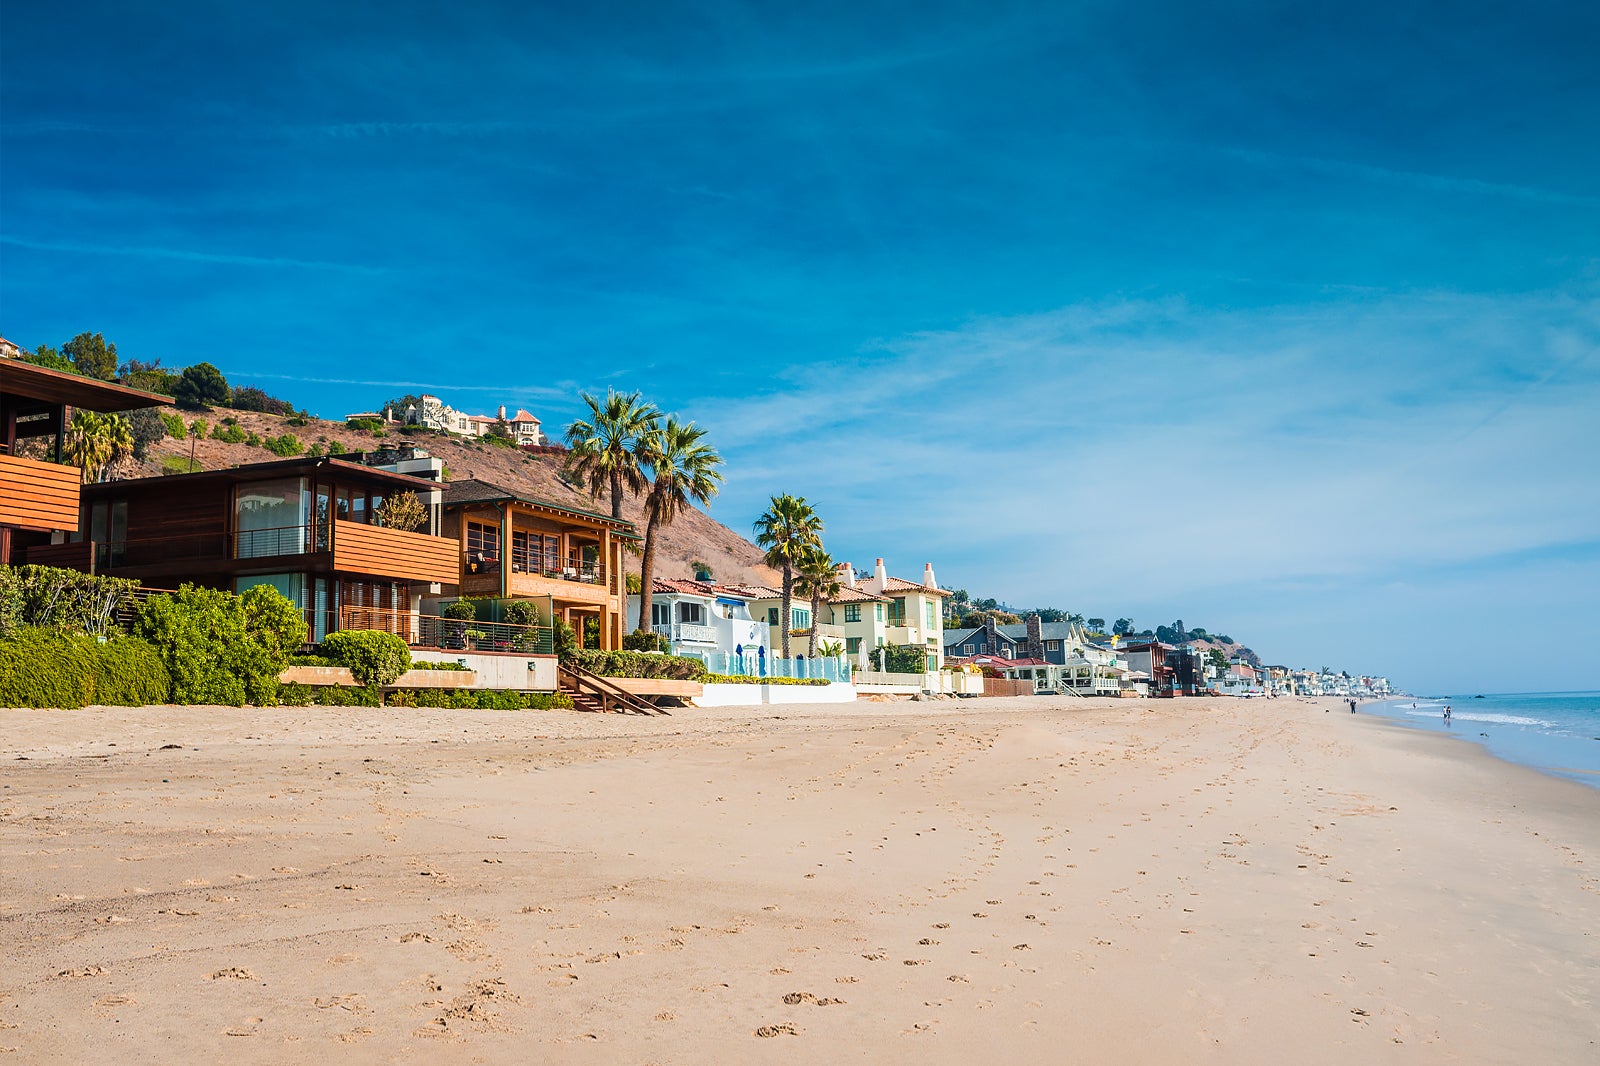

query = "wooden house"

[440,478,635,650]
[1,356,171,565]
[34,456,458,640]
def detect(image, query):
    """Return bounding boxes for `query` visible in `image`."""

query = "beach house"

[0,356,171,565]
[626,577,769,668]
[40,455,459,640]
[747,558,950,671]
[439,477,635,650]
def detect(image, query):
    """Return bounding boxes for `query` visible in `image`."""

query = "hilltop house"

[1,356,170,565]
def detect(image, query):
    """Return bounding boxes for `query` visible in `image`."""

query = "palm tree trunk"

[780,565,792,659]
[808,589,821,658]
[637,498,661,639]
[610,471,624,520]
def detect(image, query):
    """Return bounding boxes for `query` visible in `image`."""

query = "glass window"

[767,607,779,625]
[679,602,704,624]
[875,603,885,622]
[235,478,309,558]
[924,601,936,629]
[887,599,905,625]
[844,604,861,623]
[792,607,810,629]
[651,603,671,626]
[963,643,974,655]
[846,637,862,654]
[1046,640,1060,651]
[466,521,500,558]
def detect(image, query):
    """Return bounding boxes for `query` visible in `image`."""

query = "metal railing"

[340,604,554,655]
[701,651,849,682]
[487,550,606,585]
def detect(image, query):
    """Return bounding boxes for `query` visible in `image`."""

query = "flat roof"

[0,358,172,412]
[83,455,440,495]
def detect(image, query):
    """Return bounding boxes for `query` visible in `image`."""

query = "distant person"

[1444,704,1452,722]
[1348,699,1356,714]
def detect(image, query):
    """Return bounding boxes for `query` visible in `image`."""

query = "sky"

[3,1,1597,693]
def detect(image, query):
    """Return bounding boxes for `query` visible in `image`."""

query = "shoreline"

[2,695,1596,1062]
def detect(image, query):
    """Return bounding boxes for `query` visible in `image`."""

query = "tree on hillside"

[634,416,724,638]
[380,394,424,421]
[231,385,294,415]
[63,332,117,380]
[118,358,178,396]
[172,362,231,409]
[24,343,75,373]
[960,609,1022,628]
[1114,618,1134,635]
[1086,617,1106,632]
[563,389,658,520]
[795,544,841,658]
[753,494,823,659]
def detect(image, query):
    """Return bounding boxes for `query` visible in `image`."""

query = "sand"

[1,695,1596,1063]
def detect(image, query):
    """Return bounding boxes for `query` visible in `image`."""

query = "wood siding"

[24,540,94,570]
[0,454,80,532]
[332,519,458,584]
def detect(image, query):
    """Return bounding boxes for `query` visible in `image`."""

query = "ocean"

[1367,691,1600,790]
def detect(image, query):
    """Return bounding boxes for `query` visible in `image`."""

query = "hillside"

[124,407,779,587]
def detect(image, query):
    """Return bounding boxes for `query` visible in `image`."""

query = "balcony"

[0,454,80,532]
[461,550,613,605]
[653,621,719,645]
[332,518,457,584]
[339,604,554,655]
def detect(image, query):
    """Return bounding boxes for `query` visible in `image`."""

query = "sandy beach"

[2,695,1596,1063]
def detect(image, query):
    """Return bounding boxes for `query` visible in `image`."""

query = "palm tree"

[635,417,724,638]
[794,544,841,658]
[62,410,133,483]
[752,494,823,659]
[563,389,658,520]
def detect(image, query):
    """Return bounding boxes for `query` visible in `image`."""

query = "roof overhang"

[1,359,172,412]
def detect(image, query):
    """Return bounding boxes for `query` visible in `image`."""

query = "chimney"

[836,561,855,589]
[498,404,507,420]
[872,557,888,594]
[1026,613,1044,660]
[383,406,392,423]
[923,562,936,589]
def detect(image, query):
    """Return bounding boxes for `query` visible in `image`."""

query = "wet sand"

[2,695,1597,1063]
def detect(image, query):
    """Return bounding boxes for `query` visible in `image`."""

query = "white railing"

[653,622,720,645]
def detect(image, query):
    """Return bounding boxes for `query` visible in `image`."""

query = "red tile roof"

[828,586,886,604]
[651,578,768,600]
[883,576,953,596]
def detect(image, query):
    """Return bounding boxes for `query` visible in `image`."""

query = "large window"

[924,601,936,629]
[512,530,560,574]
[886,599,906,625]
[846,637,862,654]
[843,604,861,623]
[678,602,705,624]
[792,607,810,629]
[767,607,780,625]
[875,603,885,622]
[236,478,309,558]
[651,602,671,627]
[467,521,500,559]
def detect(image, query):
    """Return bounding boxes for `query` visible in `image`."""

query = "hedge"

[132,584,306,705]
[570,649,707,681]
[0,565,138,637]
[0,628,170,708]
[280,685,573,710]
[703,674,831,686]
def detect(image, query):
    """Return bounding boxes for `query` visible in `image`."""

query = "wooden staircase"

[558,662,671,716]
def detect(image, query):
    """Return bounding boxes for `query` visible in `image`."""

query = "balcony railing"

[470,551,606,586]
[340,604,554,655]
[652,621,719,644]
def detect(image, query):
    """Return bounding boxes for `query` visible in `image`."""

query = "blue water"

[1367,691,1600,790]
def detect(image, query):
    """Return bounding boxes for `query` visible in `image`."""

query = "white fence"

[702,652,850,683]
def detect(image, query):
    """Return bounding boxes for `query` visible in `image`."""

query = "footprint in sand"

[209,967,258,981]
[755,1023,800,1038]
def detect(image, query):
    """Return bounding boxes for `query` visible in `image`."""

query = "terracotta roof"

[715,581,781,599]
[882,576,953,596]
[828,586,886,604]
[511,410,540,424]
[650,578,764,599]
[966,655,1050,668]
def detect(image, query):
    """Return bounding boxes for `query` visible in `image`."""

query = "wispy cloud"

[227,371,576,400]
[1225,147,1600,209]
[0,235,386,274]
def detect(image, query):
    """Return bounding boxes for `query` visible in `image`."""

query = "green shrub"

[0,568,20,638]
[262,433,304,457]
[407,660,467,671]
[278,682,314,706]
[161,455,202,475]
[211,423,248,443]
[91,636,171,705]
[159,411,187,437]
[188,418,207,438]
[245,431,262,447]
[552,618,578,662]
[287,653,336,668]
[569,649,707,681]
[345,417,384,432]
[501,600,538,627]
[623,629,671,653]
[387,689,574,710]
[319,629,411,687]
[0,627,95,708]
[0,628,170,708]
[4,565,138,636]
[133,584,303,705]
[442,598,477,621]
[869,644,931,675]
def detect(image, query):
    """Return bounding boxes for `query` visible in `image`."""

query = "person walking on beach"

[1348,699,1357,714]
[1444,704,1452,722]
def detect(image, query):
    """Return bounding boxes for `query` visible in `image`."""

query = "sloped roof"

[649,577,763,600]
[441,477,637,534]
[829,585,887,604]
[716,581,782,599]
[882,575,953,597]
[511,409,540,423]
[0,357,172,412]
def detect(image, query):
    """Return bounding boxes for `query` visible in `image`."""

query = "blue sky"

[3,1,1597,692]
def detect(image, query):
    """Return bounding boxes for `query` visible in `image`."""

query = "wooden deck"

[0,454,80,533]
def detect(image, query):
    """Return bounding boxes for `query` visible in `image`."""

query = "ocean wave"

[1404,710,1551,727]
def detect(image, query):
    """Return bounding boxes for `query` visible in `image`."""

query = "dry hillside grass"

[128,406,779,587]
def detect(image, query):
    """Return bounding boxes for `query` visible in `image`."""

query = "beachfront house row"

[35,455,459,641]
[946,617,1131,695]
[625,578,770,670]
[439,478,634,651]
[747,558,951,671]
[0,355,170,565]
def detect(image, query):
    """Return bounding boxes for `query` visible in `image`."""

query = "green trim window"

[844,604,861,623]
[886,599,906,625]
[875,602,885,622]
[767,607,780,625]
[924,601,936,629]
[846,637,862,654]
[792,607,810,629]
